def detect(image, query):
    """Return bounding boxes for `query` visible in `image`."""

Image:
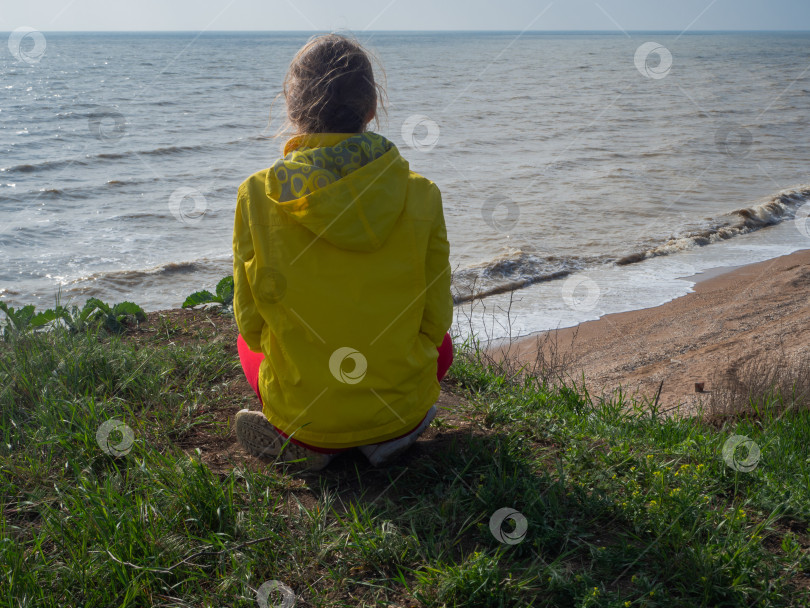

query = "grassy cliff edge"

[0,306,808,607]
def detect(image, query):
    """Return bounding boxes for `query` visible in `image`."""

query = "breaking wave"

[454,185,810,304]
[615,186,810,266]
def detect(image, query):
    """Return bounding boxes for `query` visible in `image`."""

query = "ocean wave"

[68,261,207,288]
[452,185,810,304]
[97,144,208,159]
[225,133,275,145]
[65,257,234,289]
[1,178,163,202]
[1,158,91,174]
[1,143,223,174]
[616,185,810,265]
[105,177,161,187]
[37,188,69,199]
[109,212,176,221]
[451,251,593,304]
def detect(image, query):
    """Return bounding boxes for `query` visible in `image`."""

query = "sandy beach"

[499,249,810,416]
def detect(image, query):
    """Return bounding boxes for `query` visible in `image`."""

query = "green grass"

[0,314,808,607]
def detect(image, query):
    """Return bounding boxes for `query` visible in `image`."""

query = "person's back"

[232,34,453,470]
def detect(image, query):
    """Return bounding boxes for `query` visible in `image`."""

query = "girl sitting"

[232,33,453,470]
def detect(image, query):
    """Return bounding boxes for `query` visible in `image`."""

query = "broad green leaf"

[81,298,107,320]
[182,290,215,309]
[30,309,60,327]
[113,301,147,322]
[13,305,36,329]
[215,276,234,303]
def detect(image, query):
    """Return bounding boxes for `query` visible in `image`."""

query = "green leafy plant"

[0,303,38,339]
[182,276,234,310]
[0,298,146,339]
[76,298,147,334]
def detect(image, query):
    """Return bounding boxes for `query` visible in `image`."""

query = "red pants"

[237,333,453,453]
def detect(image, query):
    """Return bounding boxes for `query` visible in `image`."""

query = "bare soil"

[503,249,810,416]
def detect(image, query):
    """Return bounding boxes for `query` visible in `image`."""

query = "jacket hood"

[266,132,410,252]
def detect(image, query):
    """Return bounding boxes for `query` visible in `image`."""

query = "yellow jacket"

[233,132,452,449]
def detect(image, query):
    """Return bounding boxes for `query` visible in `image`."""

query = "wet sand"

[501,249,810,416]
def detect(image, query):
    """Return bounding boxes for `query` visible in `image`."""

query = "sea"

[2,31,809,340]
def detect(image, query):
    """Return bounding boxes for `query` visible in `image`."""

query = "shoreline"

[499,248,810,415]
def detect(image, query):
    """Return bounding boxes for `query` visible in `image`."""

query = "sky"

[1,0,809,32]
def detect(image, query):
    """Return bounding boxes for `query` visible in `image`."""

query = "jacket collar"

[283,133,359,156]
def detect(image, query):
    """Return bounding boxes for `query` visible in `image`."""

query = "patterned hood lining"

[270,133,393,203]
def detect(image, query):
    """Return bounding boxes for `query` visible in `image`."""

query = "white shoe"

[358,405,437,467]
[234,409,335,471]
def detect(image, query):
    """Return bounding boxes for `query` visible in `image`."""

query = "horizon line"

[4,28,810,34]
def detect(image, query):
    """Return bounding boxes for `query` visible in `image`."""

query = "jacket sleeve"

[420,184,453,347]
[233,186,265,352]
